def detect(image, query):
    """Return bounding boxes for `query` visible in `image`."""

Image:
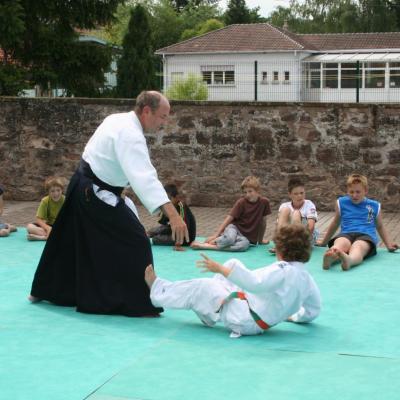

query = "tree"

[166,73,208,100]
[268,0,399,33]
[117,4,156,98]
[224,0,262,24]
[0,0,123,96]
[180,18,224,40]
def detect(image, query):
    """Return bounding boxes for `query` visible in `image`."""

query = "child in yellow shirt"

[27,177,65,241]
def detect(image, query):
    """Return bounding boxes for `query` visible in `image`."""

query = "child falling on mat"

[317,174,398,270]
[147,183,196,250]
[26,177,65,241]
[191,176,271,252]
[145,224,321,338]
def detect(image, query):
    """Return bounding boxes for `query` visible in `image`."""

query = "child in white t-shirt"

[270,177,318,253]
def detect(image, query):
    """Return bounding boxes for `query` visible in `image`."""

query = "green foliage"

[116,4,156,98]
[224,0,263,25]
[268,0,400,33]
[180,18,224,40]
[0,0,123,96]
[0,64,26,96]
[166,73,208,100]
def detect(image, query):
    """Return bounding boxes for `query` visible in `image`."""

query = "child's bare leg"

[277,208,291,228]
[27,223,46,237]
[145,264,157,288]
[291,210,302,224]
[337,240,371,270]
[323,237,351,270]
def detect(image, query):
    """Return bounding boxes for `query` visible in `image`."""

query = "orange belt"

[219,291,271,330]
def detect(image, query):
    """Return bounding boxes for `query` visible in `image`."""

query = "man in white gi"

[145,224,321,337]
[29,91,188,317]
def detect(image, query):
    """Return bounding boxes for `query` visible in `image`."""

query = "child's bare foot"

[337,249,352,271]
[323,248,339,270]
[144,264,157,288]
[174,245,185,252]
[261,240,270,245]
[269,247,276,254]
[27,234,46,241]
[28,294,41,303]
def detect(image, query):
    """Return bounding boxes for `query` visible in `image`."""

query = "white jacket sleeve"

[226,259,285,294]
[114,130,169,215]
[290,279,321,323]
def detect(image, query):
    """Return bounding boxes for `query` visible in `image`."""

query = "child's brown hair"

[287,177,304,193]
[273,224,312,263]
[44,177,64,192]
[346,174,368,189]
[241,176,261,192]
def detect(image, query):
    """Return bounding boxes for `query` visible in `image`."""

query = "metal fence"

[161,59,400,103]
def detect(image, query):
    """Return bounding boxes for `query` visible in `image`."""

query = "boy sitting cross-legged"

[317,173,398,271]
[191,176,271,252]
[145,224,321,338]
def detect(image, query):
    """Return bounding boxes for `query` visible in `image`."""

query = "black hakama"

[30,161,163,316]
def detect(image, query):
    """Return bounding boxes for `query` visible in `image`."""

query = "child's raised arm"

[376,212,399,252]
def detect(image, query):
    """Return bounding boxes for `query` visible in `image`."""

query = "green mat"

[1,229,400,400]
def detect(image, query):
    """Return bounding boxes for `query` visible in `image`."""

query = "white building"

[155,24,400,103]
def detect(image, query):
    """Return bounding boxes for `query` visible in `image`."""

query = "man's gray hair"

[134,91,162,114]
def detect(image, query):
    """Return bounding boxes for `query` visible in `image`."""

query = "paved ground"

[3,200,400,246]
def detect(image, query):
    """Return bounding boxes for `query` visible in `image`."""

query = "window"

[341,63,359,89]
[201,65,235,85]
[261,71,267,83]
[389,62,400,88]
[309,63,321,88]
[323,63,338,88]
[364,62,385,88]
[284,71,290,82]
[273,71,279,83]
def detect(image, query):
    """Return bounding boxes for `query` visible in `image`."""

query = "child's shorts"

[0,222,8,230]
[328,232,377,258]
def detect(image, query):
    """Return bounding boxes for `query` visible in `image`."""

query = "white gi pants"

[150,263,263,336]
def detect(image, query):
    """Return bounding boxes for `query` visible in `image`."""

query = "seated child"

[148,183,196,250]
[270,177,318,253]
[191,176,271,252]
[0,185,17,237]
[26,177,65,241]
[317,173,398,270]
[145,224,321,338]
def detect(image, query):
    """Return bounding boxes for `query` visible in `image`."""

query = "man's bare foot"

[144,264,157,288]
[336,249,352,271]
[323,248,340,270]
[28,294,41,303]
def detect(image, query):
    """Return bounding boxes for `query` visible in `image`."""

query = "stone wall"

[0,97,399,211]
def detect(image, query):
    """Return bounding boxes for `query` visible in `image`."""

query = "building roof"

[155,23,400,55]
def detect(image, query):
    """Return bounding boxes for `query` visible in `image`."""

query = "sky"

[218,0,292,18]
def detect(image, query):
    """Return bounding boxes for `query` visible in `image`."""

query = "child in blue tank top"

[317,174,398,270]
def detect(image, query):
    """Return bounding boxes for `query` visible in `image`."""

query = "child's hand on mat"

[205,235,218,244]
[315,239,327,247]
